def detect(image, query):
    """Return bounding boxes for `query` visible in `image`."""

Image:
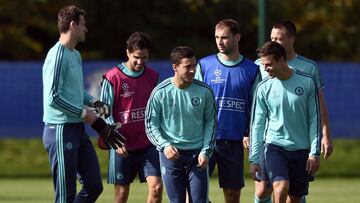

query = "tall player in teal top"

[145,46,216,203]
[195,19,259,203]
[251,20,333,203]
[42,5,124,203]
[249,41,321,203]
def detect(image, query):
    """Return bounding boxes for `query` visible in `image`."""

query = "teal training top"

[255,54,323,90]
[249,69,321,164]
[43,41,94,124]
[145,78,216,158]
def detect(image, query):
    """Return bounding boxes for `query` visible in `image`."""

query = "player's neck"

[59,33,78,50]
[172,76,191,89]
[219,51,240,61]
[278,66,293,80]
[286,49,296,61]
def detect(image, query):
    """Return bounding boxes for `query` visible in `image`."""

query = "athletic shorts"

[209,140,244,189]
[264,143,309,197]
[107,145,161,185]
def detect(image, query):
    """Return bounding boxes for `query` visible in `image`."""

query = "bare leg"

[146,176,163,203]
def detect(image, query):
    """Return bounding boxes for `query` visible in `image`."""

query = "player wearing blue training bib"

[250,41,321,203]
[195,19,258,202]
[145,46,216,203]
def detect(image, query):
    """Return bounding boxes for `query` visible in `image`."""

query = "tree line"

[0,0,358,61]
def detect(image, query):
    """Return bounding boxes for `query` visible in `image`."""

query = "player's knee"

[273,187,288,200]
[149,182,163,198]
[255,185,272,199]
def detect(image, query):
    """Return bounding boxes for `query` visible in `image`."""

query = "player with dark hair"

[250,19,332,203]
[42,5,124,203]
[145,46,216,203]
[195,19,259,203]
[100,32,163,203]
[250,41,321,203]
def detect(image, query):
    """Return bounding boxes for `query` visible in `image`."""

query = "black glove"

[91,118,126,150]
[92,101,110,118]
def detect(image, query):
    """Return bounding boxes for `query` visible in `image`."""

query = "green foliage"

[0,138,359,178]
[1,0,358,61]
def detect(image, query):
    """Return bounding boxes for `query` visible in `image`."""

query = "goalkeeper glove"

[91,118,126,150]
[92,101,110,118]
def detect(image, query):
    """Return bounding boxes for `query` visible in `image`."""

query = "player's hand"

[197,155,209,169]
[250,164,261,182]
[306,155,320,175]
[91,118,126,150]
[243,136,250,150]
[321,136,333,160]
[92,101,110,118]
[116,145,129,157]
[83,106,98,124]
[164,145,180,160]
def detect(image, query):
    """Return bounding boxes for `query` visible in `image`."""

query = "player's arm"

[249,86,267,180]
[244,70,263,149]
[97,78,128,154]
[199,89,216,161]
[318,89,333,159]
[145,90,171,151]
[194,63,204,81]
[100,79,115,124]
[48,55,83,117]
[313,63,333,159]
[307,85,321,174]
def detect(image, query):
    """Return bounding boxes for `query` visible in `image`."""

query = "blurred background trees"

[0,0,359,61]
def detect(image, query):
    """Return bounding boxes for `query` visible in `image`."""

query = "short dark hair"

[215,19,240,35]
[257,41,286,61]
[58,5,85,33]
[126,32,152,53]
[273,19,296,36]
[170,46,195,65]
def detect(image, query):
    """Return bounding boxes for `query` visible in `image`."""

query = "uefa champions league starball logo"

[211,68,225,84]
[214,69,221,77]
[122,83,129,91]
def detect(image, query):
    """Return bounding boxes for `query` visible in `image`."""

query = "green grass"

[0,177,359,203]
[1,138,360,177]
[0,138,359,202]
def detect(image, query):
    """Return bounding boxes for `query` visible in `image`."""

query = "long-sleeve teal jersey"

[249,69,321,164]
[145,78,217,158]
[43,41,94,123]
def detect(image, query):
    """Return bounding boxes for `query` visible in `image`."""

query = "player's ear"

[235,33,241,42]
[69,21,77,30]
[289,35,295,44]
[172,64,177,72]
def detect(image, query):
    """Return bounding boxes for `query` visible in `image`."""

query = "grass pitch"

[1,177,359,203]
